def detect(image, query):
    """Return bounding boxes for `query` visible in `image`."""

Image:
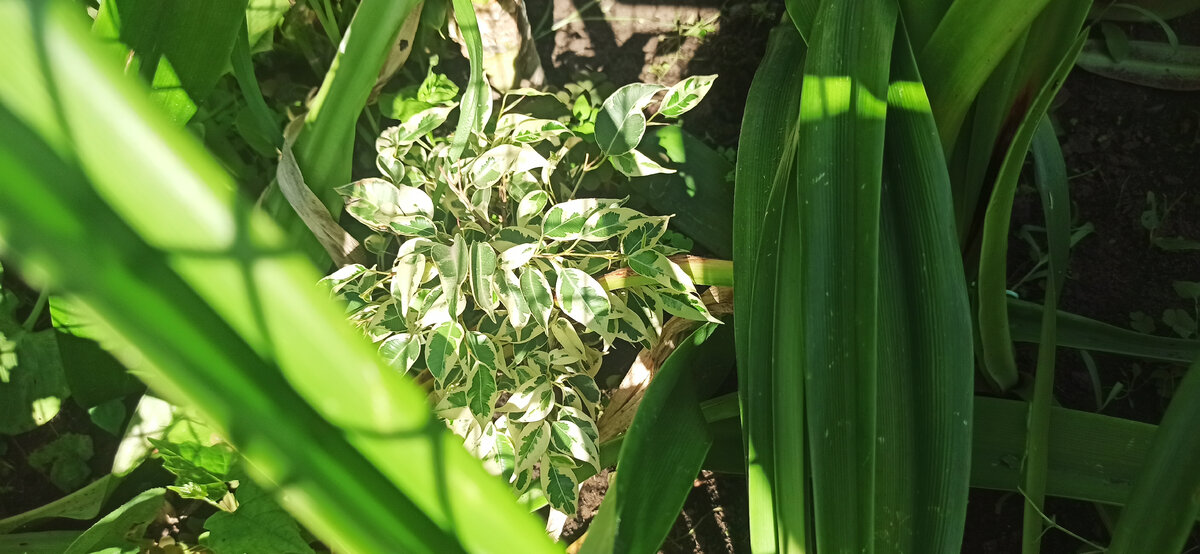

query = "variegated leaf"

[609,148,675,177]
[519,267,554,329]
[466,361,498,421]
[516,190,549,226]
[390,252,426,315]
[656,74,717,118]
[580,207,644,241]
[540,455,580,516]
[556,268,610,329]
[626,248,696,293]
[425,321,465,384]
[469,242,499,315]
[379,333,421,374]
[542,198,621,241]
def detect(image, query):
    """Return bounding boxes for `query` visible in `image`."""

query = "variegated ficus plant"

[321,69,719,514]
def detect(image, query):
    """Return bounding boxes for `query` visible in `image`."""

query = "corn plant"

[323,72,720,515]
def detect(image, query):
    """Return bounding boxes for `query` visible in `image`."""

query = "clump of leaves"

[324,72,718,514]
[28,433,93,492]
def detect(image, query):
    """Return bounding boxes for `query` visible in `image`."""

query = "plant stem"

[22,290,48,331]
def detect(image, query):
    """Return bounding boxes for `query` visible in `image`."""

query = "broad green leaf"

[511,380,555,423]
[627,248,696,293]
[656,75,717,118]
[520,267,555,329]
[28,433,94,492]
[1172,280,1200,300]
[203,478,315,554]
[381,106,455,145]
[609,148,675,177]
[542,198,621,241]
[511,118,571,144]
[556,268,610,328]
[550,418,599,468]
[657,289,718,323]
[619,218,669,254]
[0,474,121,534]
[513,421,550,473]
[0,329,69,434]
[594,83,664,156]
[63,489,168,554]
[425,322,466,384]
[497,270,531,328]
[337,178,435,232]
[391,253,426,315]
[469,243,499,314]
[379,333,421,374]
[465,332,506,378]
[540,455,580,516]
[516,190,549,226]
[498,242,538,272]
[581,208,643,241]
[466,362,498,421]
[431,236,470,315]
[470,145,548,189]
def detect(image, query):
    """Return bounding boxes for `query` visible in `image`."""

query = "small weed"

[1139,191,1200,251]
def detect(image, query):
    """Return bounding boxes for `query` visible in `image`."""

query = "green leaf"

[382,106,456,145]
[520,267,555,329]
[581,208,643,241]
[542,198,621,241]
[49,296,143,409]
[28,433,94,492]
[627,249,696,293]
[609,149,675,177]
[498,243,537,272]
[469,242,499,314]
[150,437,235,504]
[449,0,492,160]
[539,455,579,516]
[391,252,427,316]
[656,75,717,118]
[513,421,550,473]
[510,118,571,144]
[379,333,421,374]
[556,268,610,329]
[337,178,436,233]
[1172,280,1200,300]
[0,475,122,534]
[431,236,470,315]
[496,270,531,328]
[88,399,126,436]
[469,144,547,189]
[594,83,665,156]
[550,418,599,468]
[203,479,315,554]
[516,190,549,226]
[0,329,69,434]
[465,331,506,377]
[1162,308,1196,338]
[425,322,466,384]
[466,361,498,421]
[657,289,718,323]
[63,489,168,554]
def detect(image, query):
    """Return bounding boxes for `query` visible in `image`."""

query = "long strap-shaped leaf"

[975,30,1088,391]
[0,2,557,552]
[448,0,491,161]
[733,20,806,553]
[1020,114,1072,553]
[580,322,735,554]
[795,2,896,551]
[875,23,973,553]
[1108,357,1200,552]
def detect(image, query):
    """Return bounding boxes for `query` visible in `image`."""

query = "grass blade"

[795,2,896,550]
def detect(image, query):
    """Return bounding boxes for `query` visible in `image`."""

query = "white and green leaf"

[656,74,717,118]
[556,268,610,329]
[609,148,675,177]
